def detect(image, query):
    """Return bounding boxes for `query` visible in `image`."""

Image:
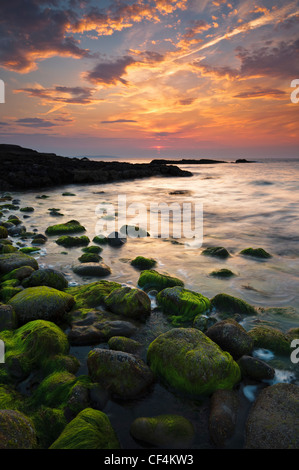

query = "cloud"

[16,118,58,128]
[16,85,98,105]
[233,88,287,99]
[85,56,136,86]
[101,119,137,124]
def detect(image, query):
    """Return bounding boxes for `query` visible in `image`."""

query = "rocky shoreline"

[0,192,298,450]
[0,144,192,191]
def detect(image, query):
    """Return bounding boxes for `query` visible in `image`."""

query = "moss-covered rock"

[0,252,38,275]
[147,328,241,397]
[0,286,23,302]
[66,281,121,309]
[156,286,210,326]
[237,355,275,381]
[138,270,184,292]
[211,293,256,315]
[8,286,75,324]
[20,207,34,213]
[93,235,108,245]
[205,319,254,360]
[56,235,90,248]
[0,304,17,331]
[0,265,35,282]
[0,320,69,381]
[0,410,37,449]
[88,349,154,400]
[193,315,217,332]
[49,408,120,449]
[108,336,142,355]
[209,268,235,278]
[120,225,149,238]
[131,256,157,270]
[19,247,40,254]
[202,246,230,259]
[21,268,68,291]
[0,226,8,239]
[245,383,299,449]
[82,245,103,254]
[78,253,102,263]
[45,220,86,236]
[240,247,272,259]
[130,414,195,448]
[72,262,111,277]
[248,325,292,355]
[0,244,18,254]
[31,406,67,449]
[104,287,151,320]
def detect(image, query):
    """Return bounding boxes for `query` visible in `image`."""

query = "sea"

[5,156,299,449]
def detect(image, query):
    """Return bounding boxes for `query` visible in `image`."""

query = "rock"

[104,286,151,320]
[147,328,241,397]
[56,235,90,248]
[0,226,8,238]
[7,224,26,236]
[21,268,68,291]
[0,410,37,449]
[205,319,254,359]
[49,408,120,449]
[130,414,195,448]
[131,256,157,270]
[156,286,210,326]
[89,384,110,410]
[81,245,103,254]
[240,247,272,259]
[72,262,111,277]
[19,247,40,254]
[20,207,34,212]
[238,355,275,381]
[45,220,86,236]
[248,325,291,355]
[0,265,35,281]
[209,268,235,278]
[193,315,217,332]
[66,281,122,309]
[0,319,69,380]
[88,349,154,399]
[202,246,230,259]
[211,293,256,315]
[8,286,75,324]
[93,235,109,245]
[120,225,149,238]
[0,304,17,330]
[108,336,142,355]
[138,270,184,292]
[107,231,127,247]
[287,327,299,339]
[0,285,23,302]
[78,253,102,263]
[0,252,38,274]
[209,389,239,447]
[245,383,299,449]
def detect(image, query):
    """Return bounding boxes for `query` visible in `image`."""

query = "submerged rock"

[209,268,236,278]
[248,325,292,355]
[107,231,127,247]
[245,383,299,449]
[147,328,241,397]
[211,293,256,316]
[131,256,157,270]
[56,235,90,248]
[130,414,195,448]
[157,286,211,326]
[46,220,86,236]
[240,247,272,259]
[78,253,102,263]
[8,286,75,324]
[237,355,275,381]
[88,348,154,399]
[0,410,37,449]
[202,246,230,259]
[49,408,120,449]
[138,270,184,292]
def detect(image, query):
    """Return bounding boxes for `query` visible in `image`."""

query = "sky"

[0,0,298,159]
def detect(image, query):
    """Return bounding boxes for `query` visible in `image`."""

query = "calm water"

[5,157,299,448]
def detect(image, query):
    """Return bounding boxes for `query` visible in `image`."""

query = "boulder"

[248,325,292,355]
[45,220,86,236]
[237,355,275,381]
[211,293,256,316]
[104,286,151,320]
[22,268,68,291]
[202,246,230,259]
[205,319,254,359]
[138,270,184,292]
[0,304,17,331]
[131,256,157,270]
[0,410,37,449]
[147,328,241,397]
[240,248,272,259]
[72,262,111,277]
[0,252,38,275]
[209,389,239,447]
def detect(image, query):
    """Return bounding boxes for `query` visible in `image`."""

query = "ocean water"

[4,157,299,448]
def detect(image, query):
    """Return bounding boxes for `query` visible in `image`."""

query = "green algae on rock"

[131,256,157,270]
[78,252,102,263]
[88,348,154,400]
[81,245,103,254]
[56,235,90,248]
[202,246,230,259]
[45,220,86,236]
[66,281,122,309]
[19,247,40,254]
[138,270,184,292]
[72,262,111,277]
[93,235,109,245]
[0,285,23,303]
[156,286,210,326]
[8,286,75,324]
[211,293,256,315]
[0,410,37,449]
[240,247,272,259]
[209,268,236,278]
[147,328,241,397]
[130,414,195,449]
[0,226,8,239]
[104,286,151,320]
[205,319,254,360]
[108,336,142,355]
[49,408,120,449]
[0,252,38,275]
[0,304,17,331]
[0,320,69,381]
[248,325,292,355]
[31,406,67,449]
[21,268,68,291]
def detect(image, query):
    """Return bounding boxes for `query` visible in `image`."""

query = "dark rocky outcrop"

[0,144,192,190]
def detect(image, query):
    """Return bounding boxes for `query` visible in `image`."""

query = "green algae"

[66,280,122,309]
[78,253,102,263]
[248,325,292,355]
[210,268,236,278]
[56,235,90,248]
[131,256,157,270]
[202,246,230,259]
[240,247,272,259]
[104,286,151,320]
[211,293,256,315]
[45,220,86,236]
[138,270,184,292]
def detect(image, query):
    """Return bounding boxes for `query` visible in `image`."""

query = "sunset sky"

[0,0,298,159]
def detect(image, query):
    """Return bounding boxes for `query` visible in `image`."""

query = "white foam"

[252,348,275,361]
[243,385,259,402]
